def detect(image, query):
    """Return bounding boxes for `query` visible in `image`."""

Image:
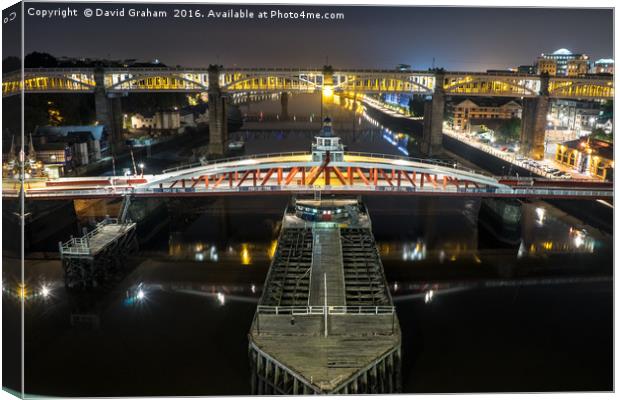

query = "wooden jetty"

[248,197,401,394]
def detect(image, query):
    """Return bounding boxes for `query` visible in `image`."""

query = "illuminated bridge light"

[241,243,252,265]
[40,284,51,298]
[2,68,613,99]
[17,284,27,300]
[267,240,278,260]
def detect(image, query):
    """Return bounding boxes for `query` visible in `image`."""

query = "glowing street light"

[216,292,226,306]
[322,85,334,98]
[424,290,434,304]
[535,207,546,226]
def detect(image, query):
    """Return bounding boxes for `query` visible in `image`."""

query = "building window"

[568,152,576,166]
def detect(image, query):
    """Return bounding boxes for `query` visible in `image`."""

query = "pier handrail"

[256,305,395,315]
[257,305,325,315]
[328,305,395,315]
[59,217,132,256]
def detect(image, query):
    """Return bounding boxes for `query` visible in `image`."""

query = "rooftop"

[553,48,573,55]
[35,125,104,141]
[562,138,614,161]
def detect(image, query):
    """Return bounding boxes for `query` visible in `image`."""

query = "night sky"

[18,4,614,71]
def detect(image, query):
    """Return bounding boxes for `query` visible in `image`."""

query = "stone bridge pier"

[421,72,445,157]
[280,92,289,121]
[520,74,550,160]
[94,69,123,154]
[207,65,229,156]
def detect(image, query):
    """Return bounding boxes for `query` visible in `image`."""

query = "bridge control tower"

[312,117,344,162]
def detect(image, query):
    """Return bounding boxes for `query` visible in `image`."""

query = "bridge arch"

[548,80,614,99]
[443,76,539,97]
[106,72,208,92]
[147,153,509,191]
[221,73,321,92]
[3,72,97,95]
[334,74,434,94]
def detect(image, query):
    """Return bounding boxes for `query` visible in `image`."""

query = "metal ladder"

[119,195,132,223]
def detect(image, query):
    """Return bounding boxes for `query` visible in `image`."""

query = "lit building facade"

[537,59,557,75]
[34,125,104,166]
[536,48,590,76]
[547,100,601,132]
[130,109,181,131]
[36,143,72,178]
[555,138,614,180]
[566,58,590,76]
[591,59,614,74]
[448,98,522,132]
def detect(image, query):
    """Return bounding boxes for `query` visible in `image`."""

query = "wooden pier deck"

[250,201,400,394]
[309,228,346,307]
[59,217,139,289]
[59,218,137,258]
[87,224,135,255]
[250,326,400,393]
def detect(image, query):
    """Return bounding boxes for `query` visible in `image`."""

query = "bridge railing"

[161,151,311,173]
[23,184,614,199]
[256,305,395,315]
[160,150,492,177]
[161,161,205,173]
[343,151,494,176]
[58,217,128,256]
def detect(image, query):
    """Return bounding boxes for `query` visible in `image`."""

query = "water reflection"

[123,281,261,309]
[373,199,604,267]
[168,236,274,266]
[2,277,59,303]
[401,240,427,261]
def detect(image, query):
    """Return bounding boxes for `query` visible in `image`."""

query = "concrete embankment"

[442,135,613,233]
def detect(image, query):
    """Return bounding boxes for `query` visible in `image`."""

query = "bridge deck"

[309,228,346,307]
[13,151,613,201]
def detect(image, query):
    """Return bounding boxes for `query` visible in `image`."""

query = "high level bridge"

[9,151,613,201]
[3,65,614,158]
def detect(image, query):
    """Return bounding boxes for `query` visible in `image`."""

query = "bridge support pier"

[208,65,228,157]
[520,74,550,160]
[478,198,522,248]
[421,72,445,157]
[280,92,289,121]
[520,96,549,160]
[95,70,123,154]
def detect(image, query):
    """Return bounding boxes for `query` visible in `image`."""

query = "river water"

[3,94,612,396]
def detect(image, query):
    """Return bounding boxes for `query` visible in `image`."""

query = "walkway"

[309,228,346,307]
